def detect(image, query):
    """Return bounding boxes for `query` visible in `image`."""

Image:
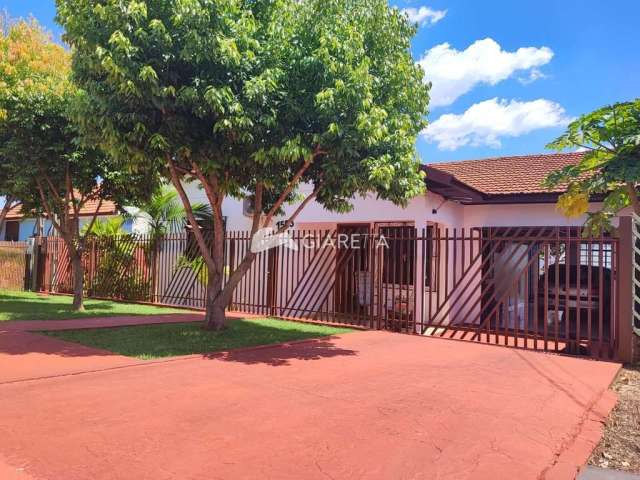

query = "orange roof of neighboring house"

[5,198,118,220]
[429,151,584,196]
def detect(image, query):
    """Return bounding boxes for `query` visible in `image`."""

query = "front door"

[335,224,371,322]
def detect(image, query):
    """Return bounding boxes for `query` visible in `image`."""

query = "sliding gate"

[416,226,618,358]
[258,226,619,358]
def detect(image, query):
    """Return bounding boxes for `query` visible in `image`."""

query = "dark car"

[537,264,612,340]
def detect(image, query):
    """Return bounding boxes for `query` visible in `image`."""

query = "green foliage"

[0,18,133,231]
[57,0,429,213]
[0,16,157,234]
[544,99,640,235]
[81,216,127,237]
[87,235,151,301]
[125,184,210,237]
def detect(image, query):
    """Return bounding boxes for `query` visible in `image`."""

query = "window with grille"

[580,243,612,268]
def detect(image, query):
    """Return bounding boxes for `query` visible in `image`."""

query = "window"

[4,221,19,241]
[379,225,416,286]
[424,226,435,288]
[580,243,612,268]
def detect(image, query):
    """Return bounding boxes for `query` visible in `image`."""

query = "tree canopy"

[0,15,72,230]
[544,98,640,234]
[0,17,153,309]
[57,0,430,328]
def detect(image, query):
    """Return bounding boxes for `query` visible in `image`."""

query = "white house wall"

[461,202,612,229]
[173,181,629,332]
[182,180,467,231]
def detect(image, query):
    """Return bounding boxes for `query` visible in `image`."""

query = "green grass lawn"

[0,290,187,321]
[41,318,353,359]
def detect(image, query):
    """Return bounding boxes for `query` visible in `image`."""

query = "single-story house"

[175,151,629,359]
[179,152,608,231]
[182,151,606,232]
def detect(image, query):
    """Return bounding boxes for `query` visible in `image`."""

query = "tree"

[0,18,147,310]
[57,0,429,329]
[0,14,62,233]
[544,99,640,235]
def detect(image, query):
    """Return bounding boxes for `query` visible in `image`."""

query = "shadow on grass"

[0,291,184,322]
[0,297,115,321]
[17,319,358,366]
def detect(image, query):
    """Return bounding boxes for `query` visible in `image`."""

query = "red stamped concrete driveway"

[0,319,620,480]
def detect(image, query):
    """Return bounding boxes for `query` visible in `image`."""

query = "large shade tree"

[544,99,640,235]
[57,0,430,329]
[0,15,64,232]
[0,18,150,310]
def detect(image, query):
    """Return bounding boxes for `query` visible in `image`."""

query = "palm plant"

[80,217,148,300]
[81,216,127,237]
[125,185,211,300]
[125,186,192,238]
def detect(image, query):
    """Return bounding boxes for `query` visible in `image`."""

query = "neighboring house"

[0,199,128,242]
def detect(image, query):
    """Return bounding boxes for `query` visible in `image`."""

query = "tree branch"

[262,145,324,227]
[275,183,321,234]
[627,182,640,215]
[81,197,103,240]
[190,159,221,210]
[250,183,264,236]
[36,179,73,251]
[66,168,79,220]
[166,155,217,271]
[583,133,616,154]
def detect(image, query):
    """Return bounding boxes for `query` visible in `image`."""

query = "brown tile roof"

[5,198,118,220]
[429,151,584,196]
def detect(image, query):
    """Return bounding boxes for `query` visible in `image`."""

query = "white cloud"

[401,6,447,26]
[518,68,547,85]
[418,38,554,107]
[422,98,571,150]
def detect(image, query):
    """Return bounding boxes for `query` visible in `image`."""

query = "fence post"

[267,248,278,316]
[616,216,635,362]
[30,237,41,292]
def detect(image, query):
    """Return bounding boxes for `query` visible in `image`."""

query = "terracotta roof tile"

[5,198,118,220]
[428,151,584,196]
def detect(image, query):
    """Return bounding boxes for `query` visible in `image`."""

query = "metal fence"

[632,214,640,337]
[0,241,30,291]
[35,225,620,358]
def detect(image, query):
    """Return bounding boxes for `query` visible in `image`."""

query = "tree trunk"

[203,264,224,330]
[71,251,85,312]
[0,198,18,235]
[202,245,258,331]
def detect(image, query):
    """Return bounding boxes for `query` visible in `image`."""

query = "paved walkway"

[0,315,621,480]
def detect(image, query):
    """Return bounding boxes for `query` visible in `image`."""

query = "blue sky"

[3,0,639,164]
